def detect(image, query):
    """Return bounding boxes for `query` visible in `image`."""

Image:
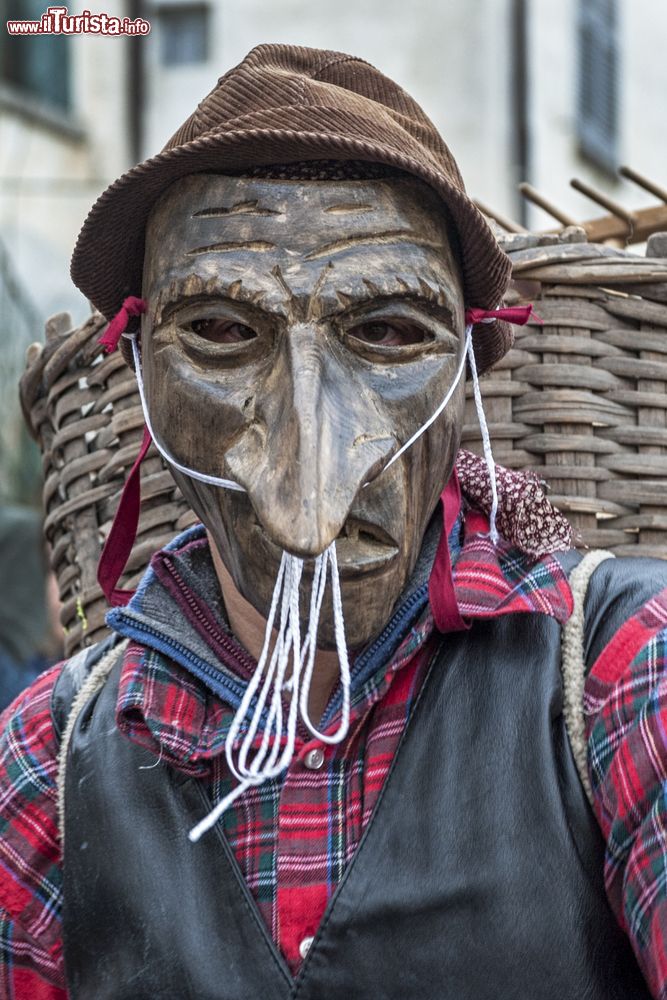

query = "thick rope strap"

[561,550,615,807]
[57,639,129,846]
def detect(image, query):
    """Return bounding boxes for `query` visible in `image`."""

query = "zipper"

[112,618,247,706]
[322,582,429,726]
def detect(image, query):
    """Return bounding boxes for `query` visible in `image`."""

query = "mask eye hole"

[347,320,429,348]
[189,319,257,344]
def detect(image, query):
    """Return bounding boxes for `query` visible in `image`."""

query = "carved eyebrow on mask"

[331,274,457,321]
[186,240,277,256]
[323,203,374,215]
[152,275,270,320]
[192,200,283,218]
[304,229,443,261]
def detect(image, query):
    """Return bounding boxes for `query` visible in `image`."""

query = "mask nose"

[223,323,395,556]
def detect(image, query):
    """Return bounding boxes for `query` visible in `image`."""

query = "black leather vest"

[56,555,667,999]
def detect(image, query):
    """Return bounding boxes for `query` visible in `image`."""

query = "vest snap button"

[299,936,314,959]
[304,748,325,770]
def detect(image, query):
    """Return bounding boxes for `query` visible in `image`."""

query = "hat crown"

[164,44,465,194]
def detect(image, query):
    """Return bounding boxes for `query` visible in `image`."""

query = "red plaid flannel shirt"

[2,514,667,998]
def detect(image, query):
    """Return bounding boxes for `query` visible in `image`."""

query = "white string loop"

[466,322,499,543]
[189,545,350,843]
[129,334,245,493]
[379,326,472,477]
[298,543,351,744]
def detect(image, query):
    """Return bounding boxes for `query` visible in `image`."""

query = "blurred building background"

[1,0,667,504]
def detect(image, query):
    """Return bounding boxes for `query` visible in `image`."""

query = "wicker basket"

[464,229,667,557]
[21,231,667,656]
[21,313,196,655]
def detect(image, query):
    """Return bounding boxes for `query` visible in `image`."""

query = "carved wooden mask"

[141,173,466,647]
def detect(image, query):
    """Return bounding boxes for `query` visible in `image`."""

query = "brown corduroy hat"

[71,43,513,372]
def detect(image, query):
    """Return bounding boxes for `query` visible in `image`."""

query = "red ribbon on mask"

[98,296,147,353]
[464,304,538,326]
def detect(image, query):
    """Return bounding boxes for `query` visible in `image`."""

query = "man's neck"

[207,532,341,723]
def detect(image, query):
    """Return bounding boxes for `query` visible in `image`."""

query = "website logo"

[6,5,151,36]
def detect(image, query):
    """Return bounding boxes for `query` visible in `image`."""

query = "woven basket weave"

[21,232,667,656]
[21,313,196,655]
[466,230,667,558]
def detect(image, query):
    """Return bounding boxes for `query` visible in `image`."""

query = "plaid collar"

[109,505,572,774]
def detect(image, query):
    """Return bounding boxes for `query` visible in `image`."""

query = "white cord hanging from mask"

[466,318,500,545]
[126,316,501,840]
[188,544,351,842]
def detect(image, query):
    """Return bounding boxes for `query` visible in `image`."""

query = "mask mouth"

[248,509,399,577]
[334,517,398,575]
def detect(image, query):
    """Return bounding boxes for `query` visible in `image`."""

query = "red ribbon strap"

[97,427,152,606]
[429,471,469,633]
[98,296,147,354]
[465,305,538,326]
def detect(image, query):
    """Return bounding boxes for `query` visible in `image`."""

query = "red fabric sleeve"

[585,587,667,999]
[0,667,67,995]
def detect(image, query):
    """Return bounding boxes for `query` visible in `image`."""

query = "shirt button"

[304,747,325,770]
[299,936,314,959]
